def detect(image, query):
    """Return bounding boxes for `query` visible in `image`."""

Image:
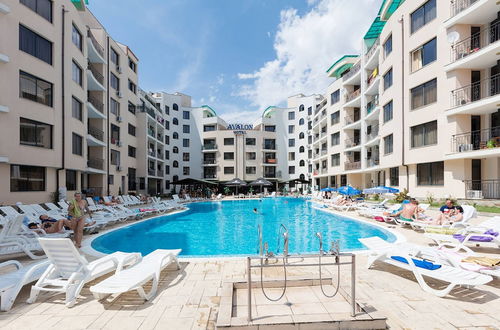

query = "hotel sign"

[228,123,253,135]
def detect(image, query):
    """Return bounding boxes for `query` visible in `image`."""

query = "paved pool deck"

[0,204,499,329]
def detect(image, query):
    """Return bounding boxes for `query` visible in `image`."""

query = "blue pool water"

[91,198,396,257]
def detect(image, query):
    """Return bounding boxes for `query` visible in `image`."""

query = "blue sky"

[88,0,379,122]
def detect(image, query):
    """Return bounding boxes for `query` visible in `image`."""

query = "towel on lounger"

[390,256,442,270]
[453,229,499,243]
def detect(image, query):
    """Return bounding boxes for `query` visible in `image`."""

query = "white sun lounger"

[0,216,45,259]
[410,205,477,231]
[90,249,181,301]
[359,237,493,297]
[27,238,141,307]
[0,259,49,311]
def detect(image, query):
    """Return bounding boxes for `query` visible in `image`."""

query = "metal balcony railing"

[202,144,217,150]
[345,161,361,171]
[87,95,104,113]
[203,159,217,165]
[262,144,276,150]
[157,170,164,177]
[450,74,500,108]
[345,89,361,103]
[148,129,155,137]
[320,168,328,174]
[148,150,156,157]
[366,95,379,115]
[464,179,500,199]
[450,21,500,63]
[87,30,104,57]
[451,126,500,152]
[450,0,480,18]
[87,157,104,170]
[345,115,361,126]
[343,63,361,81]
[88,126,104,141]
[366,158,380,168]
[87,62,104,85]
[320,149,327,156]
[148,169,156,176]
[263,159,277,164]
[263,173,276,178]
[365,37,380,59]
[204,173,217,179]
[345,139,361,148]
[366,125,380,141]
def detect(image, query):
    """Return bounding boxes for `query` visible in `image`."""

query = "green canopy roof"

[71,0,88,11]
[262,106,277,118]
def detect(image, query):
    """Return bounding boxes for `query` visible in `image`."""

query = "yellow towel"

[462,256,500,268]
[424,227,460,235]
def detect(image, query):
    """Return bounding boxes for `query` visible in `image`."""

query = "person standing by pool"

[68,192,90,248]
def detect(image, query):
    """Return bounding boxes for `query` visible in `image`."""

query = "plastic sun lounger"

[359,237,493,297]
[410,205,477,231]
[0,259,49,311]
[0,216,45,259]
[90,249,181,301]
[27,238,141,307]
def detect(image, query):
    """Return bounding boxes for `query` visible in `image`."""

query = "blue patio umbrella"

[363,186,399,194]
[337,186,361,196]
[320,187,335,192]
[377,186,399,193]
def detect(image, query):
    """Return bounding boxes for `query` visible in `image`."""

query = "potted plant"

[486,139,496,148]
[223,186,231,195]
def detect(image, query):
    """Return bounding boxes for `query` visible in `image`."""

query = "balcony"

[263,159,277,165]
[345,161,361,171]
[344,115,361,127]
[87,30,105,64]
[366,125,380,143]
[87,157,104,171]
[447,21,500,71]
[366,96,379,116]
[203,159,217,165]
[464,179,500,199]
[448,126,500,158]
[87,62,106,91]
[446,0,496,28]
[342,63,361,84]
[204,173,218,179]
[448,74,500,115]
[202,144,217,151]
[262,144,276,150]
[87,95,105,119]
[148,129,156,138]
[320,168,328,174]
[148,168,156,176]
[450,0,480,17]
[87,126,106,147]
[263,173,277,179]
[365,38,380,69]
[148,150,156,158]
[365,69,380,96]
[345,138,361,149]
[366,158,380,168]
[157,170,164,177]
[345,89,361,105]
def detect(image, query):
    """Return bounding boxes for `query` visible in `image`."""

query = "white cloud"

[236,0,378,108]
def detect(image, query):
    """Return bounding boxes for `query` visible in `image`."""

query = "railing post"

[351,254,356,317]
[247,257,252,322]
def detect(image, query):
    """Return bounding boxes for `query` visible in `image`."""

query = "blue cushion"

[391,256,441,270]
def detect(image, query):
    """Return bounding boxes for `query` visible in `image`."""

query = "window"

[331,153,340,166]
[128,79,137,94]
[331,111,340,125]
[127,124,136,136]
[72,133,83,156]
[128,168,136,190]
[65,170,77,190]
[165,165,170,175]
[20,118,52,148]
[417,161,444,186]
[411,38,437,72]
[288,125,294,134]
[264,125,276,132]
[411,120,437,148]
[383,68,393,90]
[204,125,215,132]
[288,152,295,161]
[20,0,52,22]
[173,161,179,168]
[172,118,178,125]
[331,132,340,146]
[299,118,305,126]
[110,48,119,65]
[390,167,399,186]
[165,105,170,115]
[128,146,136,158]
[299,160,305,167]
[72,60,82,86]
[288,139,295,147]
[299,104,304,112]
[289,166,295,175]
[246,167,256,174]
[330,89,340,104]
[165,135,170,145]
[172,103,179,111]
[183,153,190,161]
[246,138,256,146]
[110,150,120,165]
[172,132,178,139]
[173,146,179,154]
[110,73,119,90]
[165,150,169,159]
[288,112,295,120]
[183,139,190,148]
[299,146,304,153]
[411,78,437,110]
[183,111,190,119]
[298,132,304,139]
[110,98,120,116]
[19,71,53,106]
[128,58,137,72]
[384,134,393,154]
[383,35,392,58]
[72,24,82,51]
[383,101,393,123]
[183,167,190,175]
[183,125,190,134]
[72,97,82,121]
[108,175,114,185]
[10,165,45,192]
[224,152,234,160]
[264,139,276,149]
[224,167,234,175]
[411,0,436,34]
[224,138,234,146]
[128,102,136,114]
[246,152,256,160]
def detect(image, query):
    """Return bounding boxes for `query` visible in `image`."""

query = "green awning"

[201,105,216,117]
[262,106,276,118]
[363,17,386,40]
[71,0,88,11]
[325,55,358,78]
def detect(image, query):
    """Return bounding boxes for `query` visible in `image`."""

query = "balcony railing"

[88,126,104,141]
[148,150,156,157]
[345,138,361,149]
[345,89,361,103]
[450,74,500,108]
[450,0,480,18]
[366,69,379,88]
[202,144,217,150]
[464,179,500,199]
[320,149,327,156]
[366,95,379,115]
[203,159,217,165]
[345,115,361,126]
[87,30,104,57]
[365,37,380,59]
[451,126,500,152]
[87,157,104,170]
[157,170,164,177]
[450,21,500,63]
[320,168,328,174]
[366,158,380,168]
[88,95,104,113]
[345,161,361,171]
[148,129,156,137]
[343,63,361,81]
[204,174,217,179]
[87,62,104,85]
[366,125,379,141]
[263,173,276,178]
[264,159,277,164]
[263,144,276,150]
[148,169,156,176]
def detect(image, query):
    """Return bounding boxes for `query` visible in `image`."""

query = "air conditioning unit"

[116,66,122,74]
[116,165,122,171]
[117,141,123,147]
[117,116,123,122]
[116,91,123,98]
[466,190,483,199]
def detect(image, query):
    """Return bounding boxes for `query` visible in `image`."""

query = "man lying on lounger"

[392,198,418,222]
[429,199,463,225]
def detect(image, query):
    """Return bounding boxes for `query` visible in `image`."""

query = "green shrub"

[394,188,410,203]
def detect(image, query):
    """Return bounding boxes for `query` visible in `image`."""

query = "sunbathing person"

[431,200,464,225]
[393,199,418,222]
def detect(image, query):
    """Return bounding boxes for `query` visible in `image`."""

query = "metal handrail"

[345,138,361,148]
[87,95,104,113]
[345,161,361,170]
[345,89,361,103]
[342,63,361,81]
[450,74,500,108]
[87,62,104,85]
[451,126,500,152]
[450,21,500,63]
[463,179,500,199]
[87,157,104,170]
[202,144,217,150]
[203,159,217,165]
[88,126,104,141]
[450,0,479,18]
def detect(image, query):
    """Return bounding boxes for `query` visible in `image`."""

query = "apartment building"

[0,0,139,204]
[311,0,500,199]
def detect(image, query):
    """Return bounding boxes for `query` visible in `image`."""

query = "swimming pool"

[91,198,397,257]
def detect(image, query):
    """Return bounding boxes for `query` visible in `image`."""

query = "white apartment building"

[310,0,499,200]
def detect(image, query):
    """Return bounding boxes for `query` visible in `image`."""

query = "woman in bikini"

[67,192,91,248]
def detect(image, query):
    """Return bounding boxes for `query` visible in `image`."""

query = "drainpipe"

[398,15,410,190]
[56,5,68,197]
[106,36,110,196]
